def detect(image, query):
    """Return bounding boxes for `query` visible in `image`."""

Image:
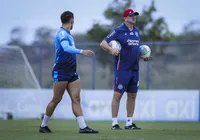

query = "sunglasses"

[128,14,135,17]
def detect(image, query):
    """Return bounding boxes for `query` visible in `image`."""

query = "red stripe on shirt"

[117,54,121,70]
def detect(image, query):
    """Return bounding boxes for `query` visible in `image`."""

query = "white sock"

[76,116,87,129]
[112,117,118,126]
[126,117,133,126]
[41,114,50,127]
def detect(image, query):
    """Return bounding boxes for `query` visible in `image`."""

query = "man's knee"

[113,91,123,102]
[128,93,137,101]
[71,94,81,104]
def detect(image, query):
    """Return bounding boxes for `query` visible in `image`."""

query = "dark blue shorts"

[52,71,79,83]
[114,70,139,94]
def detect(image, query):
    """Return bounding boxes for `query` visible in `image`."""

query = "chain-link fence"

[144,42,200,89]
[1,42,200,89]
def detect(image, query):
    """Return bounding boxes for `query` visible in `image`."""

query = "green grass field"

[0,119,200,140]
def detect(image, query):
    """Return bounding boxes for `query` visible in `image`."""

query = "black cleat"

[111,124,123,130]
[125,123,142,130]
[39,126,52,133]
[79,126,99,134]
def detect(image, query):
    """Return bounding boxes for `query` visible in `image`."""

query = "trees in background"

[87,0,174,69]
[175,20,200,41]
[5,0,200,88]
[7,26,26,46]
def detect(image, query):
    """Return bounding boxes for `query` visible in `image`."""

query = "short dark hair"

[60,11,74,24]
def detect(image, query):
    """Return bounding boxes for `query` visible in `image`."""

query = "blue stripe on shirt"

[61,40,83,54]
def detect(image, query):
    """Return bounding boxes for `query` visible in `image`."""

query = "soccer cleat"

[111,124,123,130]
[39,126,52,133]
[79,126,99,134]
[125,123,142,130]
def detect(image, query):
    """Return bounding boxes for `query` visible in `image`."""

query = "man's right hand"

[82,50,94,57]
[110,48,120,56]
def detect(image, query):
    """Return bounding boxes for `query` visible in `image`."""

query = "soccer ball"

[139,45,151,59]
[109,40,121,51]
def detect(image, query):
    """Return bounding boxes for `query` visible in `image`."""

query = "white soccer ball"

[109,40,121,51]
[139,45,151,59]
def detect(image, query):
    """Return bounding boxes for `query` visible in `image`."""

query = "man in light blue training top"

[39,11,98,134]
[100,8,152,130]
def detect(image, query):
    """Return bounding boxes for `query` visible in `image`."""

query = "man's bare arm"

[100,40,112,52]
[100,40,120,56]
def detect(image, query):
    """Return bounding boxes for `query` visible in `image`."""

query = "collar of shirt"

[121,23,136,32]
[60,27,71,34]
